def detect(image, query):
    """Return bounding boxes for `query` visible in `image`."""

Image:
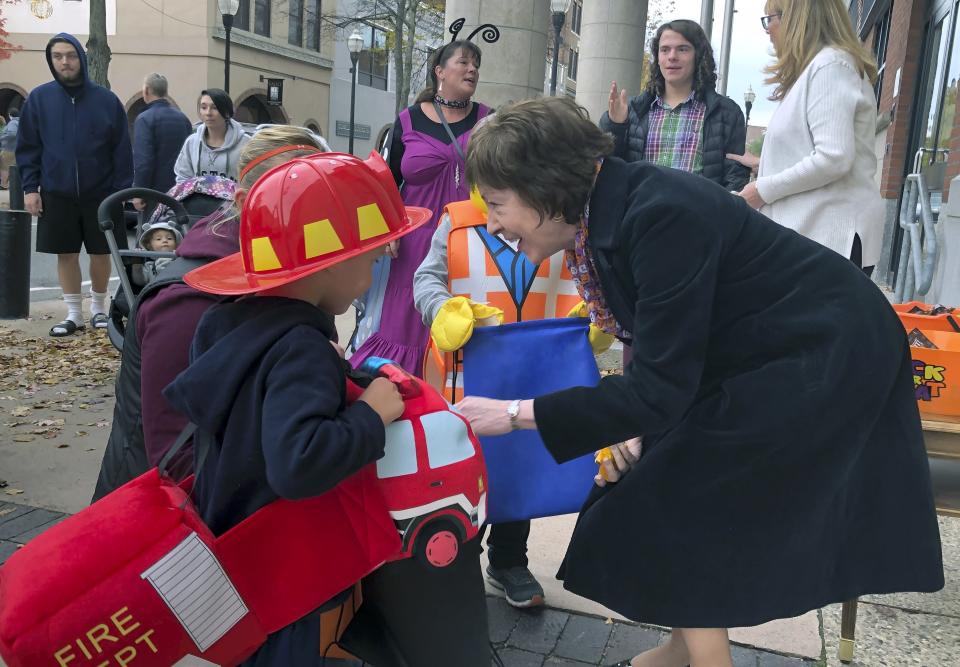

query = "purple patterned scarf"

[564,220,629,340]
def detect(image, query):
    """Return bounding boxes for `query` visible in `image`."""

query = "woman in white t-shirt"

[729,0,884,274]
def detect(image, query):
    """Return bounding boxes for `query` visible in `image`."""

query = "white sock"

[63,293,83,325]
[90,291,108,317]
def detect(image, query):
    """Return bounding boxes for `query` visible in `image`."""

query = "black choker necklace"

[434,94,471,109]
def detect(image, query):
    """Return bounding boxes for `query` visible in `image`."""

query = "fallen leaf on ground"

[0,505,14,514]
[0,480,7,490]
[10,406,30,417]
[56,444,69,449]
[12,435,34,443]
[4,488,24,495]
[75,430,88,437]
[36,418,65,428]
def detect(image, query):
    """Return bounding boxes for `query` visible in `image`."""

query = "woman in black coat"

[457,97,943,667]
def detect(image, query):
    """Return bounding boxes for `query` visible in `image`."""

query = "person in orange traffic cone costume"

[162,150,431,665]
[412,188,614,610]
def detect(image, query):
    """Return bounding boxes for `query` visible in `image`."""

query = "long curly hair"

[647,19,717,99]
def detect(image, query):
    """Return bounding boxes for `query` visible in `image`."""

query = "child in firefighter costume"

[162,151,428,665]
[412,189,615,608]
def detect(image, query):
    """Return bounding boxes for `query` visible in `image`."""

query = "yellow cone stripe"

[303,219,344,258]
[251,237,281,271]
[357,203,390,240]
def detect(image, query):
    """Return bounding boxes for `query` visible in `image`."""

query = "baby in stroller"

[106,175,237,350]
[134,215,183,285]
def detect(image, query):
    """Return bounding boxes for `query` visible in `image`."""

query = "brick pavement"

[0,501,818,667]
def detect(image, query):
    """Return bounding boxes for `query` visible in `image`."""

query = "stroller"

[98,177,236,351]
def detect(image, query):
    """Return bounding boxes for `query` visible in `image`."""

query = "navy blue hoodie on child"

[164,297,386,665]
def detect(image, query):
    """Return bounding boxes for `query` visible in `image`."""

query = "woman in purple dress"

[351,40,492,375]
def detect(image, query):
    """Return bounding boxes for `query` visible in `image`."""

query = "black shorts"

[35,192,126,255]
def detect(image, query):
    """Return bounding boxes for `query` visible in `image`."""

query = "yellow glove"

[567,301,615,354]
[595,447,615,483]
[431,296,504,352]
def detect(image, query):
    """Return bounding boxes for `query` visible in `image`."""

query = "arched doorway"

[0,85,27,119]
[375,123,393,154]
[234,90,288,125]
[126,96,148,136]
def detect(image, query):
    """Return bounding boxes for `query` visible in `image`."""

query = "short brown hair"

[466,97,613,224]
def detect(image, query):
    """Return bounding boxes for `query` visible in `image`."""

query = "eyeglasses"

[761,13,782,30]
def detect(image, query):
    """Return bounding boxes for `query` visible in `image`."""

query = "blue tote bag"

[462,318,600,524]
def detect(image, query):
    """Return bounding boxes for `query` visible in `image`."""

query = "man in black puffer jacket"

[600,19,750,192]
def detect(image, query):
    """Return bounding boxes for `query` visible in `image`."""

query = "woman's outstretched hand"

[455,396,512,436]
[726,151,761,172]
[608,81,629,124]
[736,181,767,209]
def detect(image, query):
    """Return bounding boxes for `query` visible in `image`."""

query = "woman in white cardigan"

[731,0,884,274]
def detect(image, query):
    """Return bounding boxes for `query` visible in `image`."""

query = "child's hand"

[359,377,405,425]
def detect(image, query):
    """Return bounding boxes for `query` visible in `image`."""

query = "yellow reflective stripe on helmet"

[251,237,282,271]
[357,203,390,240]
[304,219,345,258]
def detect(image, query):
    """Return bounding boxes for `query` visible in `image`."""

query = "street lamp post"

[348,30,364,155]
[549,0,572,97]
[744,84,756,128]
[218,0,240,94]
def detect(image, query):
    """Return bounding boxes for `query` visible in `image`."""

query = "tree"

[747,133,764,157]
[638,0,677,93]
[347,0,445,115]
[86,0,111,88]
[0,1,23,62]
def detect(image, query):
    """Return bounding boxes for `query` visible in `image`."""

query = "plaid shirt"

[643,92,707,174]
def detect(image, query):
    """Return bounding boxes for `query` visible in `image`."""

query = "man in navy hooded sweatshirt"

[16,33,133,337]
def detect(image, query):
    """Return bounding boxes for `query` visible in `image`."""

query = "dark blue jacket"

[16,33,133,199]
[164,296,385,664]
[133,99,192,193]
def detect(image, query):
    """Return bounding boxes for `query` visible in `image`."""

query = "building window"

[872,7,892,107]
[289,0,303,46]
[567,49,579,81]
[570,1,582,35]
[234,0,250,31]
[254,0,271,38]
[305,0,322,51]
[358,25,389,91]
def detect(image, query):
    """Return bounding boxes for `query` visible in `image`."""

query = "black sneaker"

[486,565,545,608]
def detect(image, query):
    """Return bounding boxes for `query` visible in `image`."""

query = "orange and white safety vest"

[423,200,581,400]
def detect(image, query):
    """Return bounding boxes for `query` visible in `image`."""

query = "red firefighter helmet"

[184,151,432,295]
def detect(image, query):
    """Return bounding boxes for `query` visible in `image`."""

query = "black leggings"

[850,234,875,278]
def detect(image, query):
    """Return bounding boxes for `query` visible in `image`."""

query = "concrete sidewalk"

[1,300,958,666]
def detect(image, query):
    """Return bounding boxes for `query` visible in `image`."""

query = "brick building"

[852,0,960,287]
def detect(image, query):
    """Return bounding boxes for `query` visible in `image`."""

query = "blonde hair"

[764,0,877,101]
[210,126,325,236]
[237,125,325,188]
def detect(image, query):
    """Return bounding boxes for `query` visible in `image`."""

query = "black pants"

[850,233,875,278]
[344,539,491,667]
[486,520,531,569]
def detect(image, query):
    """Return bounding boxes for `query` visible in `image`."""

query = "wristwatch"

[506,399,522,431]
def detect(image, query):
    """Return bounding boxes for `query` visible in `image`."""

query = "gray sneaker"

[486,565,545,608]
